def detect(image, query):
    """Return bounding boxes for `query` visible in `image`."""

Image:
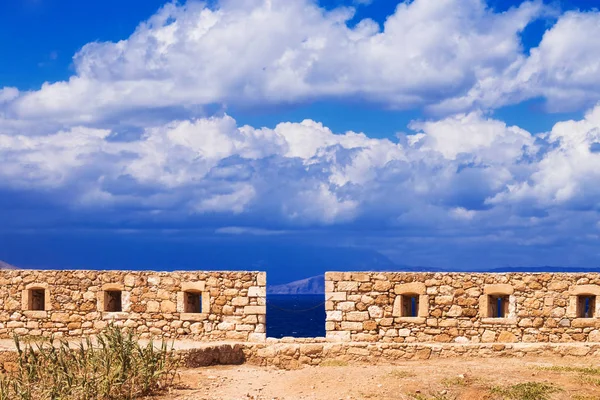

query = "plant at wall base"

[0,325,180,400]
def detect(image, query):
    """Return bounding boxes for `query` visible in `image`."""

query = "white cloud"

[0,107,551,226]
[4,0,600,267]
[519,11,600,112]
[489,104,600,208]
[4,0,543,125]
[436,9,600,113]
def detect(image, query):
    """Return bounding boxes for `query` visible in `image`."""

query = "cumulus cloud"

[436,9,600,113]
[489,105,600,209]
[0,106,563,228]
[3,0,543,125]
[4,0,600,267]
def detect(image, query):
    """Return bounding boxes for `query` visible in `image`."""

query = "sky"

[2,0,600,282]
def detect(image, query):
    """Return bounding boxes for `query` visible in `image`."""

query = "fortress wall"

[0,270,266,341]
[325,272,600,343]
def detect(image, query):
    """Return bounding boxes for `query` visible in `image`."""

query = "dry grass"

[0,325,180,400]
[389,369,417,379]
[409,391,456,400]
[490,382,559,400]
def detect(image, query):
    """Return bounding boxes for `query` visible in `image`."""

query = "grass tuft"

[538,365,600,376]
[490,382,559,400]
[389,369,416,379]
[0,324,180,400]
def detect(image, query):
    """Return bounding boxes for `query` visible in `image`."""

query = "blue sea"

[266,294,325,338]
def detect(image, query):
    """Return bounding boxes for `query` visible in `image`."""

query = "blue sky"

[2,0,600,282]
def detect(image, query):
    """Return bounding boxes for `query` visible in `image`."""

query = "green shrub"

[0,325,180,400]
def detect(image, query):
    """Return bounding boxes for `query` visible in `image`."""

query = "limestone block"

[341,322,363,331]
[248,286,266,297]
[368,305,383,318]
[446,305,463,317]
[481,330,496,343]
[394,282,425,295]
[326,331,351,342]
[338,281,359,291]
[497,331,517,343]
[160,301,176,313]
[244,306,266,315]
[548,281,569,291]
[326,311,343,322]
[346,311,369,322]
[51,313,71,323]
[589,330,600,342]
[327,292,347,301]
[256,272,267,286]
[337,302,356,311]
[413,348,431,360]
[146,301,160,313]
[325,281,334,293]
[363,320,377,331]
[351,273,371,282]
[435,296,454,305]
[483,284,514,295]
[232,297,249,306]
[217,322,235,331]
[235,324,254,331]
[189,323,204,334]
[248,332,266,342]
[398,329,411,337]
[373,281,392,292]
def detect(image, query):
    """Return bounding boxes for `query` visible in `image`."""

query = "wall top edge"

[324,271,600,276]
[2,269,267,274]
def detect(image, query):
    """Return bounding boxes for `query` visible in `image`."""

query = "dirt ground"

[157,356,600,400]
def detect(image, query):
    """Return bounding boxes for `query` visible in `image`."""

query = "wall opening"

[401,294,420,317]
[28,288,46,311]
[104,290,122,312]
[184,291,202,313]
[267,275,325,338]
[578,295,596,318]
[488,295,509,318]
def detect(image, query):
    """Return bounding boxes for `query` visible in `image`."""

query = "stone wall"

[325,272,600,343]
[0,270,266,341]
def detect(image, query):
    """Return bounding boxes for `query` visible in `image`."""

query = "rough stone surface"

[325,272,600,343]
[0,270,266,341]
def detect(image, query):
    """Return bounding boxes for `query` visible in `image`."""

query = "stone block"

[244,306,266,315]
[337,281,359,291]
[248,286,266,297]
[326,311,343,322]
[346,311,369,322]
[327,292,347,301]
[341,322,363,331]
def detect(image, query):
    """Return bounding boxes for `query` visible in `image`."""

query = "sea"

[266,294,325,338]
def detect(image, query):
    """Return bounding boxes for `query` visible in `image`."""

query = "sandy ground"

[156,357,600,400]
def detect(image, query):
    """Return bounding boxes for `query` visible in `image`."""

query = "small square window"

[578,295,596,318]
[104,290,122,312]
[401,294,420,317]
[488,295,509,318]
[184,291,202,313]
[29,289,45,311]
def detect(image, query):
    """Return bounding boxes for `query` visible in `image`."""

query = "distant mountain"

[0,260,17,269]
[268,275,325,295]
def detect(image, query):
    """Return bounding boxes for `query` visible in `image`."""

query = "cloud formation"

[3,0,600,267]
[3,104,600,231]
[4,0,546,125]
